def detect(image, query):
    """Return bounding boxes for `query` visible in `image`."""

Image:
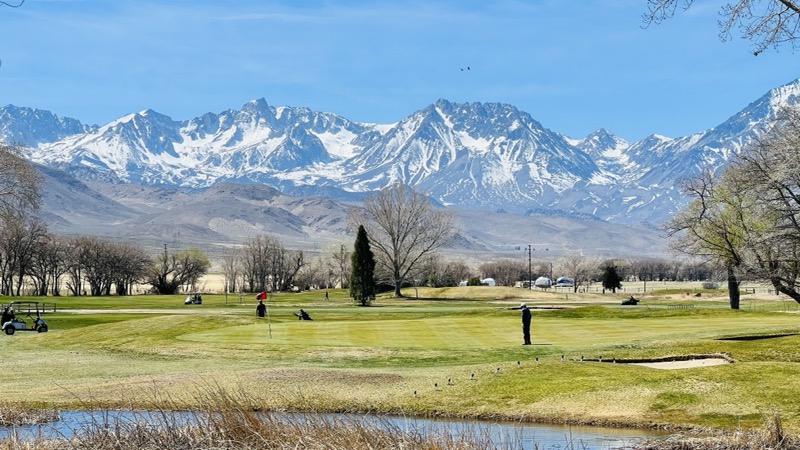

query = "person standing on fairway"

[256,299,266,318]
[509,302,532,345]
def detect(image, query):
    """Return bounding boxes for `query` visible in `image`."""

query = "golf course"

[2,283,800,437]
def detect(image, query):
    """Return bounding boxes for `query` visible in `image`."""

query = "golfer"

[256,299,266,318]
[294,308,313,321]
[509,302,532,345]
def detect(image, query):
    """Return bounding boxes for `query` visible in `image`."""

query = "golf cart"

[621,295,639,306]
[184,292,203,305]
[2,301,48,335]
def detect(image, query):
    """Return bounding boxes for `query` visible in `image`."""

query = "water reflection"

[0,410,663,449]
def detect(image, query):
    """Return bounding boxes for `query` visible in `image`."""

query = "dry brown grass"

[639,413,798,449]
[0,403,58,426]
[0,386,518,450]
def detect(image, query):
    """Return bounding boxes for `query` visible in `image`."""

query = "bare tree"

[328,243,351,289]
[0,215,47,296]
[664,108,800,304]
[554,254,602,293]
[644,0,800,55]
[147,247,210,295]
[0,144,42,223]
[220,248,242,294]
[60,236,151,296]
[721,107,800,302]
[348,184,456,297]
[413,255,472,287]
[81,238,117,296]
[479,259,527,286]
[665,168,751,309]
[111,242,150,295]
[28,234,67,296]
[240,235,304,292]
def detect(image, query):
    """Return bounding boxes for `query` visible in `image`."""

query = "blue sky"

[1,0,799,141]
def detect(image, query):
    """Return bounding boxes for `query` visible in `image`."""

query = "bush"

[467,277,482,286]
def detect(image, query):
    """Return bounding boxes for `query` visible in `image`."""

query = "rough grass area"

[2,285,800,433]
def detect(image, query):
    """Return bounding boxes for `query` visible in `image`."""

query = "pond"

[0,410,666,449]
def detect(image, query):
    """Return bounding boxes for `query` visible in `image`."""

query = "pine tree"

[601,265,622,293]
[350,225,376,306]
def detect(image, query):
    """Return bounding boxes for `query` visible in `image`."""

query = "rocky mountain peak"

[9,78,800,227]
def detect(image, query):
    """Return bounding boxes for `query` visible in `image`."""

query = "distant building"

[555,276,574,287]
[534,277,552,289]
[481,278,496,286]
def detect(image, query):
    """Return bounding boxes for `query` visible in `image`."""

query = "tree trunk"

[773,282,800,304]
[394,281,402,297]
[727,266,740,310]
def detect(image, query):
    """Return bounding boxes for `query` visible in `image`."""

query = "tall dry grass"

[639,412,797,450]
[0,403,57,427]
[0,386,522,450]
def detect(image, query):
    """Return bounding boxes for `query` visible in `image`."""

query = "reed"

[0,387,522,450]
[639,412,797,449]
[0,403,58,426]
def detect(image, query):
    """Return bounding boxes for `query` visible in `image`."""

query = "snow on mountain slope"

[342,99,601,208]
[10,77,800,227]
[0,105,96,147]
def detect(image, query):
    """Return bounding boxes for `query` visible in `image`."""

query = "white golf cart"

[2,301,48,335]
[184,292,203,305]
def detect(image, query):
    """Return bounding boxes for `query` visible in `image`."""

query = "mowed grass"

[2,285,800,431]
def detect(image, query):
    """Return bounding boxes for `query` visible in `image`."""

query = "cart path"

[61,308,242,314]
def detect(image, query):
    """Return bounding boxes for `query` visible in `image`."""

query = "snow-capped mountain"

[7,78,800,227]
[0,105,96,147]
[339,100,601,209]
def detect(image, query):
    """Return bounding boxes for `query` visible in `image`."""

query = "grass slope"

[1,285,800,432]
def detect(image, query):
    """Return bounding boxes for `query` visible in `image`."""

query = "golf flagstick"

[266,292,273,339]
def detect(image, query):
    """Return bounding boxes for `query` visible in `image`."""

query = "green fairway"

[3,286,800,432]
[183,309,799,351]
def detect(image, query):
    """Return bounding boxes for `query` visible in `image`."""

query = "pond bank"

[0,409,668,449]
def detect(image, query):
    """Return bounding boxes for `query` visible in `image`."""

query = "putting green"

[178,313,800,349]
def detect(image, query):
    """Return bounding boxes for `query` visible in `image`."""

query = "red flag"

[256,291,267,300]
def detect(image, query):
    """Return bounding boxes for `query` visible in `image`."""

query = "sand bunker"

[597,354,735,370]
[633,358,730,370]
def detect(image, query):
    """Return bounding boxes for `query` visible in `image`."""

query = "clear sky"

[1,0,799,142]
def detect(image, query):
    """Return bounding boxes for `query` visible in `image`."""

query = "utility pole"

[527,244,532,290]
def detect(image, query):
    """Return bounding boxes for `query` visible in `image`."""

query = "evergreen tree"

[350,225,376,306]
[601,265,622,293]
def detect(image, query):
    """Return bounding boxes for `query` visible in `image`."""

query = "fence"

[1,303,57,314]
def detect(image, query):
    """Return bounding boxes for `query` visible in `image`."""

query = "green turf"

[2,286,800,431]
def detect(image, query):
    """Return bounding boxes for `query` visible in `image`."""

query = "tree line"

[3,136,798,305]
[0,225,211,296]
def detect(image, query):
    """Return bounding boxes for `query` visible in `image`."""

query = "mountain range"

[4,78,800,258]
